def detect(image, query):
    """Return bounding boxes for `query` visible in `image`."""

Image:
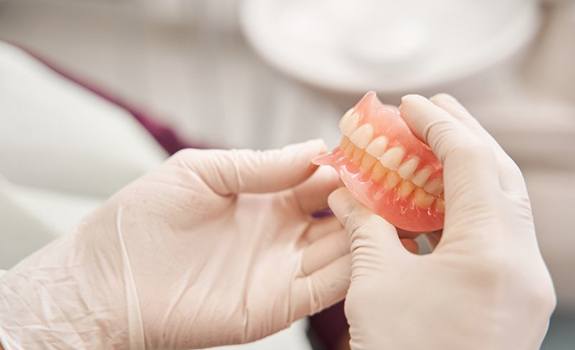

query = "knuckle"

[427,121,471,155]
[426,119,455,146]
[470,247,514,286]
[448,141,493,163]
[344,211,363,235]
[362,214,385,231]
[427,119,495,165]
[477,250,557,316]
[527,282,557,316]
[506,157,524,179]
[169,148,201,164]
[347,211,381,239]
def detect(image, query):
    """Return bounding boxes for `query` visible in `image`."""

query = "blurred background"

[0,0,573,349]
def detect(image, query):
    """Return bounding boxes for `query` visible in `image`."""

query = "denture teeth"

[351,148,365,164]
[384,172,401,189]
[424,178,443,196]
[435,198,445,213]
[360,154,377,173]
[379,147,405,170]
[398,180,415,198]
[340,111,361,137]
[371,162,388,182]
[338,109,353,133]
[365,136,389,157]
[397,157,420,180]
[411,166,433,187]
[343,140,355,158]
[340,136,350,150]
[414,188,435,208]
[349,124,373,148]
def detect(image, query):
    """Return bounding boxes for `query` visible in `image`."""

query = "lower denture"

[315,91,445,232]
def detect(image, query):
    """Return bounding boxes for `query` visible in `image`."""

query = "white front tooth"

[379,146,405,170]
[365,136,389,157]
[424,178,443,196]
[340,112,361,137]
[411,166,433,187]
[349,124,373,148]
[397,157,420,179]
[338,109,354,133]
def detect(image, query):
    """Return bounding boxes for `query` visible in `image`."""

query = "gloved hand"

[0,140,354,350]
[329,94,556,350]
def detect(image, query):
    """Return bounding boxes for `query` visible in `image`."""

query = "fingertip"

[309,138,328,152]
[430,93,458,104]
[327,188,353,216]
[399,94,436,143]
[284,139,328,171]
[399,94,438,117]
[317,165,339,181]
[400,94,425,104]
[281,139,327,163]
[430,94,469,118]
[291,139,327,152]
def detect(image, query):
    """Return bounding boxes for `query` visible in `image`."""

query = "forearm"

[0,228,131,349]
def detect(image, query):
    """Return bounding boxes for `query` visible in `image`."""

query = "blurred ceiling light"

[241,0,540,95]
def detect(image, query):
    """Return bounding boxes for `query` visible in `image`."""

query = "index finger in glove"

[399,95,500,205]
[172,140,326,196]
[430,94,527,195]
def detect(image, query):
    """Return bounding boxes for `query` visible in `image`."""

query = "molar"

[411,166,433,187]
[371,162,388,183]
[414,188,435,208]
[360,154,377,173]
[397,157,420,180]
[349,124,373,148]
[398,180,415,198]
[351,148,365,164]
[343,140,355,158]
[379,146,405,170]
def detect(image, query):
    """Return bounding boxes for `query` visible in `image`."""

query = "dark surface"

[543,314,575,350]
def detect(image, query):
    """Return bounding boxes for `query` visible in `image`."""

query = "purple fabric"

[17,43,348,350]
[309,301,348,349]
[16,44,206,154]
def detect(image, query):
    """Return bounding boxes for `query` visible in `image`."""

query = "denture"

[314,92,444,232]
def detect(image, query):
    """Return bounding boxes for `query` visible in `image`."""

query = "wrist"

[0,214,132,349]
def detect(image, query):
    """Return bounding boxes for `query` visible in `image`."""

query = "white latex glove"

[329,95,556,350]
[0,140,352,350]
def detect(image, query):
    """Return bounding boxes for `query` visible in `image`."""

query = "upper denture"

[335,93,444,211]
